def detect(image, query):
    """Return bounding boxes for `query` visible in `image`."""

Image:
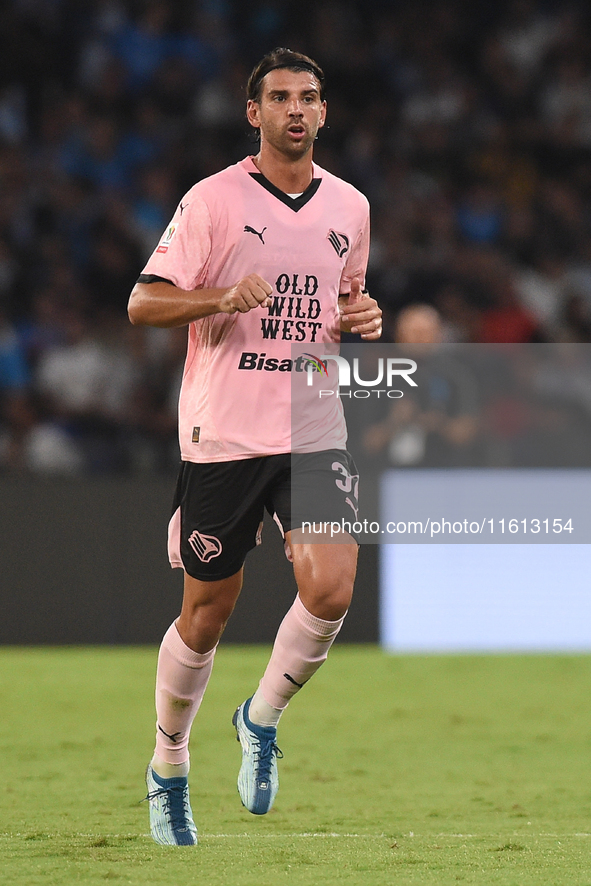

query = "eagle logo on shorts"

[188,530,223,562]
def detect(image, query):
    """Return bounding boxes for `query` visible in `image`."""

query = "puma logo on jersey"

[244,225,267,244]
[188,530,222,562]
[327,229,349,257]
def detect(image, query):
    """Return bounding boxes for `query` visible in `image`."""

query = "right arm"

[127,275,273,328]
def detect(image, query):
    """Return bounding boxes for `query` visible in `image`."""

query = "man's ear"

[246,100,261,130]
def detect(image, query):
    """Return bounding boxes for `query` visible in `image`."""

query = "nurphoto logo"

[305,355,418,399]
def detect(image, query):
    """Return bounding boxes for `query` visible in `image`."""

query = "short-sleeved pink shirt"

[142,156,370,462]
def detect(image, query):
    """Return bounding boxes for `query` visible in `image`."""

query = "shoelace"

[254,736,283,785]
[143,785,192,831]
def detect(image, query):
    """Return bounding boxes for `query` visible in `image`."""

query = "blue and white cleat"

[232,697,283,815]
[144,764,198,845]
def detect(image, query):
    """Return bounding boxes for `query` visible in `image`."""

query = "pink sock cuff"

[294,594,347,637]
[162,621,217,669]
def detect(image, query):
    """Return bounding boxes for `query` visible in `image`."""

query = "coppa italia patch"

[156,223,178,253]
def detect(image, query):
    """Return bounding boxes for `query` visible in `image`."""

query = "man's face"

[247,68,326,160]
[396,307,443,345]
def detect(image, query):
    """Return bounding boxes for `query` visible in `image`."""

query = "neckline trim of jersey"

[248,170,322,212]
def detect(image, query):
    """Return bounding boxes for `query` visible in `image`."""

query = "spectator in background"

[362,304,480,467]
[35,307,125,471]
[478,263,540,343]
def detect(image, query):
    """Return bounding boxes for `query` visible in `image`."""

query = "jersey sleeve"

[141,190,212,291]
[339,199,370,295]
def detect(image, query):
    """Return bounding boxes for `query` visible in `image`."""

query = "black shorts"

[167,450,359,581]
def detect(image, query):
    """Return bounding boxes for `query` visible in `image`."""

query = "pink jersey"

[142,156,370,462]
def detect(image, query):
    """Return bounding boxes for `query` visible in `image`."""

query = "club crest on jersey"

[327,230,349,257]
[188,529,222,563]
[156,223,178,254]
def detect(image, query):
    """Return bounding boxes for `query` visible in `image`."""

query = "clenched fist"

[220,274,273,314]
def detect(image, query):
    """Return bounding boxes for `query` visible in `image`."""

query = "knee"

[185,595,236,631]
[180,570,242,636]
[305,591,351,621]
[308,578,353,620]
[177,597,234,652]
[295,547,357,620]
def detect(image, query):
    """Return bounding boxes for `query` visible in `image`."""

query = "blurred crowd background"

[2,0,591,474]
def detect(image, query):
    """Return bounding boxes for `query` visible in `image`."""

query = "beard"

[260,120,318,159]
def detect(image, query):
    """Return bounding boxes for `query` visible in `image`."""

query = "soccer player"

[128,47,382,846]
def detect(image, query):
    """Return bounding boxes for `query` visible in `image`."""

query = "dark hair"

[246,48,325,103]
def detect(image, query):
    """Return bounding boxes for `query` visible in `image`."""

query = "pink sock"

[258,594,346,710]
[154,621,216,765]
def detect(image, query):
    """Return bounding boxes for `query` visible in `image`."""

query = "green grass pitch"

[2,646,591,885]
